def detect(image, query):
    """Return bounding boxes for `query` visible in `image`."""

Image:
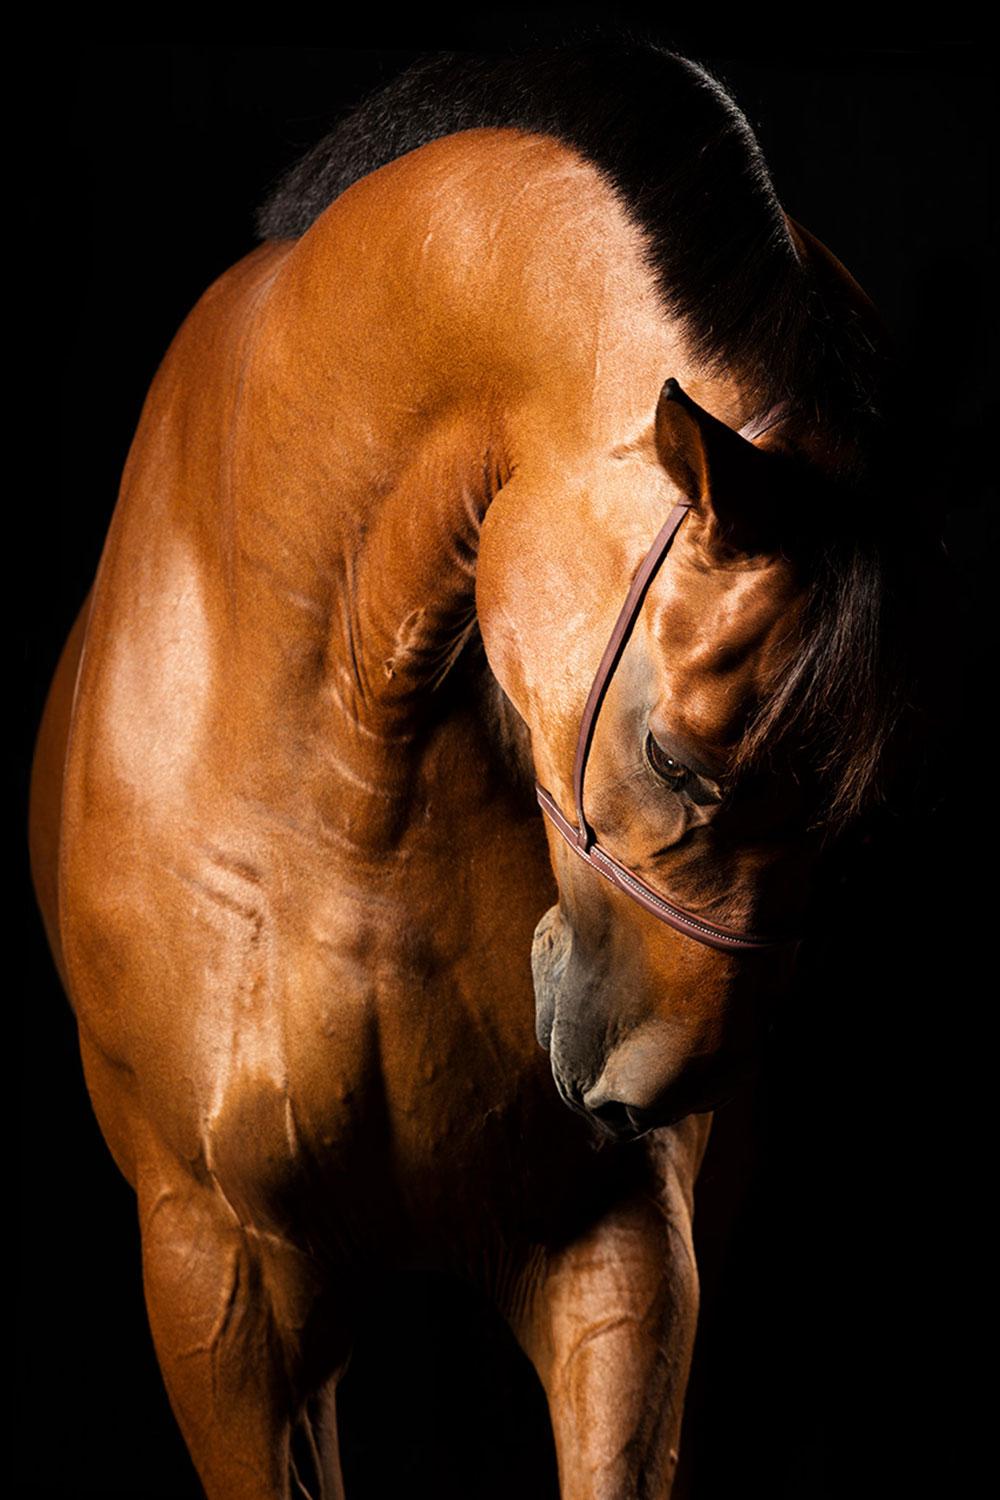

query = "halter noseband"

[533,399,799,955]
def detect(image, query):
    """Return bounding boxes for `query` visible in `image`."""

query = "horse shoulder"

[44,243,312,1168]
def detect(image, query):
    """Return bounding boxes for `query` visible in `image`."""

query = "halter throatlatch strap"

[533,395,799,956]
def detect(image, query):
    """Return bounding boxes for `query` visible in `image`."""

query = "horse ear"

[654,377,781,558]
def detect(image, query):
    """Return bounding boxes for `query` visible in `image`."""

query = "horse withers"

[28,46,937,1500]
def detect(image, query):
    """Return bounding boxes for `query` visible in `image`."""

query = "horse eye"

[644,730,692,790]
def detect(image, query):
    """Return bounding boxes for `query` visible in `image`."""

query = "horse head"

[478,373,870,1141]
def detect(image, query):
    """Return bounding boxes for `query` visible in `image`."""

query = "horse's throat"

[314,411,509,850]
[343,413,502,715]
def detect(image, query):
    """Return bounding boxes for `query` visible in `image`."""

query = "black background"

[22,32,993,1500]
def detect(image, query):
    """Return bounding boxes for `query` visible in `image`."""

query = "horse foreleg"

[511,1116,711,1500]
[135,1139,347,1500]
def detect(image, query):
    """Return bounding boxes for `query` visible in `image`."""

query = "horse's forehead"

[664,556,798,654]
[650,555,802,734]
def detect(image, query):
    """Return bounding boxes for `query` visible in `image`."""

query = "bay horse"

[28,45,938,1500]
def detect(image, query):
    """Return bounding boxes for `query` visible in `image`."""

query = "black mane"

[255,45,884,461]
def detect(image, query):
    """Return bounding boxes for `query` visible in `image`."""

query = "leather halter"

[534,398,798,955]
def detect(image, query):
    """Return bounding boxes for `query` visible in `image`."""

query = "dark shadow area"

[337,1271,559,1499]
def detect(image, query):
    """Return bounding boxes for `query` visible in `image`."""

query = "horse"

[28,44,941,1500]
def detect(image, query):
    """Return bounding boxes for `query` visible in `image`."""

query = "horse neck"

[234,131,753,855]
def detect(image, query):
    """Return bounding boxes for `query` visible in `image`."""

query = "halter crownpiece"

[533,389,798,955]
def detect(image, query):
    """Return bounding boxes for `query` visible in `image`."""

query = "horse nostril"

[587,1098,635,1135]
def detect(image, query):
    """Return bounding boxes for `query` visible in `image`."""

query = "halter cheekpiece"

[533,395,799,955]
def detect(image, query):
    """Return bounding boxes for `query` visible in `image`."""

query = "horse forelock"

[720,455,947,841]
